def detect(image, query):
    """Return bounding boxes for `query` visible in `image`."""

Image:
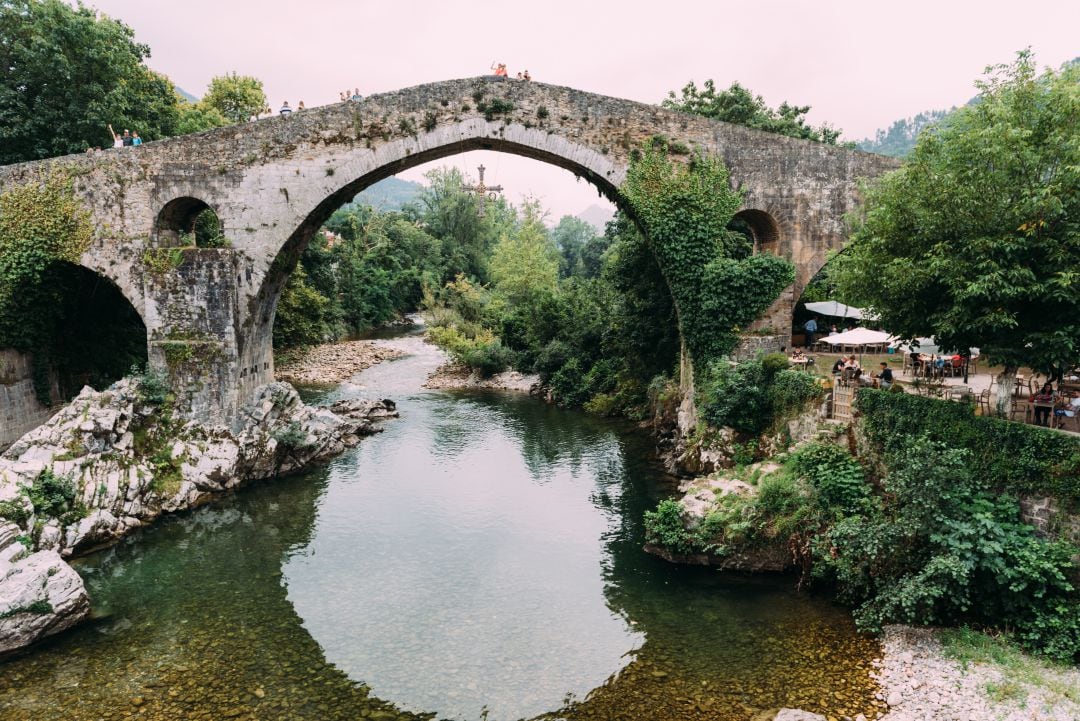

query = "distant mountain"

[353,177,425,211]
[175,85,198,103]
[857,109,951,158]
[576,204,614,233]
[858,55,1078,158]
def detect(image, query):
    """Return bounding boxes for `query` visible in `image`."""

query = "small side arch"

[731,208,782,255]
[153,196,225,248]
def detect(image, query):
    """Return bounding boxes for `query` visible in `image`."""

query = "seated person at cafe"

[790,349,805,360]
[1054,390,1080,418]
[1032,382,1055,427]
[831,358,845,375]
[842,356,863,383]
[909,351,922,371]
[875,362,894,389]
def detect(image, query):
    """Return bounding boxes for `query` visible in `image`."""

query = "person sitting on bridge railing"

[279,101,292,116]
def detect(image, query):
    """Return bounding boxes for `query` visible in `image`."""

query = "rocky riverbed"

[276,340,406,385]
[0,377,397,655]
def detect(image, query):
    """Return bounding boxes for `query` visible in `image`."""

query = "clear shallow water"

[0,332,883,721]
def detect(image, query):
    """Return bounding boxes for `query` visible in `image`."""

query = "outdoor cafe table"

[788,357,812,371]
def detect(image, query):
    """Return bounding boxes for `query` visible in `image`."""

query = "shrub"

[643,499,695,554]
[697,359,769,434]
[23,469,85,526]
[698,357,823,435]
[769,369,825,420]
[131,364,170,405]
[533,340,572,378]
[820,437,1080,662]
[271,421,309,450]
[790,442,869,513]
[856,389,1080,508]
[462,339,515,377]
[0,499,30,524]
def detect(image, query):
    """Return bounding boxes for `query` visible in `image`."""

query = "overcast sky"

[84,0,1078,219]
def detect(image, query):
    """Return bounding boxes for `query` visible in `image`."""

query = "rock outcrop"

[0,522,89,656]
[0,377,396,654]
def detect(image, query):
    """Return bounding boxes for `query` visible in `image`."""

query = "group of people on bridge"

[491,63,532,81]
[87,124,142,153]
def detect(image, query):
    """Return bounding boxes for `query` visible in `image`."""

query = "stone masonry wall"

[1020,496,1080,547]
[0,350,57,451]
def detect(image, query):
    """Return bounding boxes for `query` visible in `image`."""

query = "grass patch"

[941,627,1079,705]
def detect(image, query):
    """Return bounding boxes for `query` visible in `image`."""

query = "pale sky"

[84,0,1078,219]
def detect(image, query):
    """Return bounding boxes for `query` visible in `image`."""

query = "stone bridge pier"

[0,77,898,427]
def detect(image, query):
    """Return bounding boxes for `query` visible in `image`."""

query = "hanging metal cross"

[462,164,503,218]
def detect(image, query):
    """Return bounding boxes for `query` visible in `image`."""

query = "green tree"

[662,79,843,144]
[175,100,229,135]
[551,215,597,278]
[410,167,514,284]
[0,0,180,162]
[490,201,560,305]
[835,52,1080,416]
[273,266,333,349]
[201,72,267,124]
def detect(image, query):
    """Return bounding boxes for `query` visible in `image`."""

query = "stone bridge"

[0,77,898,425]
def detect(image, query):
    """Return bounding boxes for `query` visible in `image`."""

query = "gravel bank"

[874,626,1079,721]
[423,363,539,392]
[276,340,405,385]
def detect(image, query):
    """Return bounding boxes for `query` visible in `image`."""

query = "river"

[0,329,883,720]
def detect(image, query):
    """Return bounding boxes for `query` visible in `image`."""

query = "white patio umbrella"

[819,328,893,346]
[803,300,872,321]
[819,327,894,365]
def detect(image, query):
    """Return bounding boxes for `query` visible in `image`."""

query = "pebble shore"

[874,626,1079,721]
[276,340,405,385]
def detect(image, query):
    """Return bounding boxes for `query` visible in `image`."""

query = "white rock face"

[0,539,89,656]
[774,710,827,721]
[0,378,396,656]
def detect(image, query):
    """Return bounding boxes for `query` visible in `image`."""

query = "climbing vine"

[0,174,92,402]
[0,173,145,403]
[621,145,795,364]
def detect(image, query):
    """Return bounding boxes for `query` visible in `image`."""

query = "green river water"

[0,332,884,721]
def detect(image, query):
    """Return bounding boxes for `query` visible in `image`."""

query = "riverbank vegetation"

[645,51,1080,664]
[646,391,1080,664]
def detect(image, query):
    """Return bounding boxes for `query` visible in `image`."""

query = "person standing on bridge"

[107,124,123,148]
[131,132,142,146]
[279,101,292,116]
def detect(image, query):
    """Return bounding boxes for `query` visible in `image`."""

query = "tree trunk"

[994,365,1019,419]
